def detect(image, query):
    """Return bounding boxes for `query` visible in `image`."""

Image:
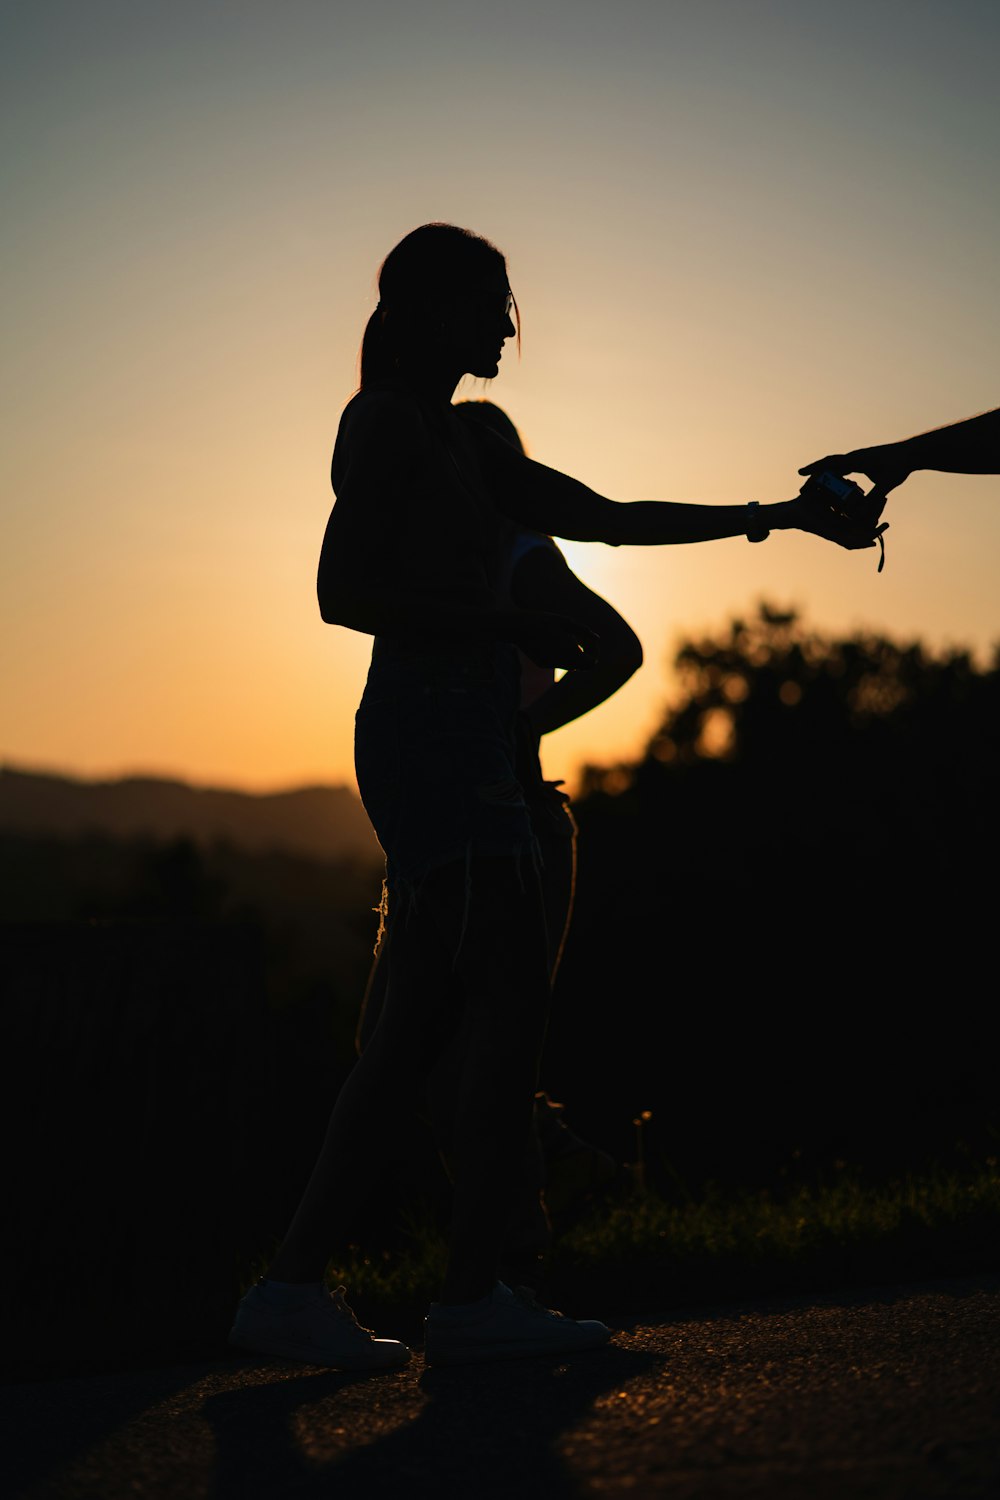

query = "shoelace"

[514,1285,566,1320]
[327,1285,366,1328]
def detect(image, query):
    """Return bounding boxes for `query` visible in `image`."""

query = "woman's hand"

[776,491,885,552]
[511,543,643,736]
[512,610,600,670]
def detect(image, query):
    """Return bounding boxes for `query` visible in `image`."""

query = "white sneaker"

[229,1282,410,1370]
[424,1282,611,1367]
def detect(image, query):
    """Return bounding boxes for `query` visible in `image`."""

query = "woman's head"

[359,223,519,387]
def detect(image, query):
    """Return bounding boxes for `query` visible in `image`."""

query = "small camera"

[799,470,866,511]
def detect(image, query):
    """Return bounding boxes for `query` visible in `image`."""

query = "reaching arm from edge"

[510,545,643,738]
[799,406,1000,496]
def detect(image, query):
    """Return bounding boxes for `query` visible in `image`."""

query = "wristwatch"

[746,501,770,543]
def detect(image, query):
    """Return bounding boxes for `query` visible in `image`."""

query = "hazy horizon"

[0,757,361,797]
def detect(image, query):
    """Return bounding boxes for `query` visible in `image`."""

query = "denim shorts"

[355,637,539,894]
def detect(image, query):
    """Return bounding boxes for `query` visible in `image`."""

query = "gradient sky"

[3,0,998,794]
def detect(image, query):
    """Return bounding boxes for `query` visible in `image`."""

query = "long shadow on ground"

[204,1343,661,1499]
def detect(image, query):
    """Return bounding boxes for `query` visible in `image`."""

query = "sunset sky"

[3,0,998,797]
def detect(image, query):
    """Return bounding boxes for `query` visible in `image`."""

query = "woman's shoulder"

[334,384,434,483]
[337,383,428,446]
[332,385,435,491]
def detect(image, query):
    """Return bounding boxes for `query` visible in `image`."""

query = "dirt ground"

[5,1274,1000,1499]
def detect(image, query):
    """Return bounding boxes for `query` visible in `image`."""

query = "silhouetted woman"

[354,398,642,1292]
[230,222,866,1371]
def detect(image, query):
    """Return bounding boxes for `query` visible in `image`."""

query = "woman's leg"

[538,806,577,985]
[434,855,550,1303]
[268,852,550,1301]
[354,853,557,1293]
[398,811,577,1289]
[267,880,458,1283]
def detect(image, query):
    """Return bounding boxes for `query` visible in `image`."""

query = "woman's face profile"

[444,277,516,380]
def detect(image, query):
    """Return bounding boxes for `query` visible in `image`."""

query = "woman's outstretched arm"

[465,420,867,551]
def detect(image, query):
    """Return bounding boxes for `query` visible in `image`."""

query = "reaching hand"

[799,450,912,496]
[513,610,600,670]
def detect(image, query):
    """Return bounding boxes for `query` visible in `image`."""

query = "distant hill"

[0,765,381,865]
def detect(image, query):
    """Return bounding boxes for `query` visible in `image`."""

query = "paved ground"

[5,1275,1000,1499]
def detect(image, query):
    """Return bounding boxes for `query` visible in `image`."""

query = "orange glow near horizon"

[3,4,999,801]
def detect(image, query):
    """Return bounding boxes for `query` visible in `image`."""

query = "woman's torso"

[332,381,509,624]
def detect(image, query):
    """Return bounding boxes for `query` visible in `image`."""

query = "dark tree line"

[544,604,999,1190]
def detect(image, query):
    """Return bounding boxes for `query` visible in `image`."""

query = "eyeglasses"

[458,286,516,323]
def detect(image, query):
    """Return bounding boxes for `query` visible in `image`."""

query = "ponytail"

[359,305,392,387]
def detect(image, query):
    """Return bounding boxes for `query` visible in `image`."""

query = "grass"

[11,1158,997,1382]
[547,1159,1000,1307]
[317,1159,1000,1326]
